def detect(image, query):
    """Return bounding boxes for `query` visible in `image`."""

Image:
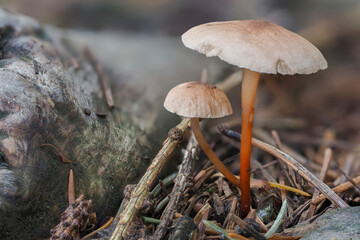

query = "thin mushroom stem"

[191,118,240,187]
[240,68,260,217]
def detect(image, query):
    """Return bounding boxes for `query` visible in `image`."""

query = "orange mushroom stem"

[191,118,240,188]
[240,68,260,217]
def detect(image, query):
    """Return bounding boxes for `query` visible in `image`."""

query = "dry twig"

[152,136,199,239]
[110,119,190,240]
[218,127,348,208]
[312,175,360,204]
[251,138,349,208]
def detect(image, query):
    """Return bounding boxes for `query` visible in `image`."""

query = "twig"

[223,197,238,229]
[194,166,216,190]
[334,154,355,185]
[84,47,114,109]
[68,169,75,204]
[307,148,332,217]
[250,138,349,208]
[152,136,199,239]
[312,175,360,205]
[40,143,72,164]
[284,199,311,228]
[249,160,278,173]
[219,126,338,179]
[272,130,298,191]
[252,128,338,179]
[219,127,348,208]
[335,159,360,194]
[109,119,190,240]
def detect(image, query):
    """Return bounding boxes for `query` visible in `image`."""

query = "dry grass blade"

[110,119,190,240]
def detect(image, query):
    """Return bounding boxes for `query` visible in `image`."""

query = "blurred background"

[1,0,359,36]
[2,0,360,162]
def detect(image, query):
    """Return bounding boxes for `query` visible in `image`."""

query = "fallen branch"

[110,119,191,240]
[151,136,199,239]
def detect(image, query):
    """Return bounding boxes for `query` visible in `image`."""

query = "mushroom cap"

[164,81,233,118]
[182,20,328,75]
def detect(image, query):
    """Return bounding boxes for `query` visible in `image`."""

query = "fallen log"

[0,9,227,239]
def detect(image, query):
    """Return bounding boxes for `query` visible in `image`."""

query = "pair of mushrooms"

[165,20,327,217]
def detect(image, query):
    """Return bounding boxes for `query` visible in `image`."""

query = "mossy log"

[0,9,228,239]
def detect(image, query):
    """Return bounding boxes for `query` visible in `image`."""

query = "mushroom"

[164,81,239,187]
[182,20,327,217]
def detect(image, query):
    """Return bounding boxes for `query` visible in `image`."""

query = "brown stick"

[251,138,348,208]
[110,119,190,240]
[312,175,360,205]
[151,136,199,239]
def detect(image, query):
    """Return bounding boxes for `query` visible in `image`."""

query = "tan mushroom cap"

[182,20,328,75]
[164,81,233,118]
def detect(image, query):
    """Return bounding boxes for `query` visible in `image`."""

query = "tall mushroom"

[182,20,328,217]
[164,81,240,187]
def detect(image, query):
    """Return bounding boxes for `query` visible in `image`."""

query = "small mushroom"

[182,20,327,217]
[164,81,239,187]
